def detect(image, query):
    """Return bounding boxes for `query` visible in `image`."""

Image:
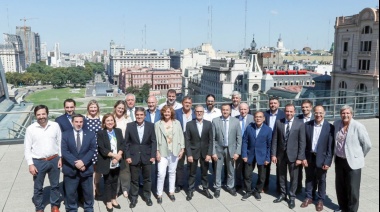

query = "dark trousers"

[64,174,94,212]
[335,156,361,212]
[188,157,209,191]
[32,157,61,211]
[278,152,299,200]
[175,151,186,187]
[299,165,317,193]
[130,163,152,201]
[235,155,244,187]
[264,162,280,190]
[243,159,266,193]
[104,168,120,202]
[117,163,131,194]
[305,155,327,201]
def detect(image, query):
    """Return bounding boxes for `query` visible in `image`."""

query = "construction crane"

[19,17,37,66]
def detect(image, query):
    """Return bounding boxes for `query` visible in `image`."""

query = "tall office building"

[16,26,41,66]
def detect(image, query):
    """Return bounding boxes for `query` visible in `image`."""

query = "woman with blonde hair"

[85,99,103,196]
[112,100,132,198]
[155,105,185,204]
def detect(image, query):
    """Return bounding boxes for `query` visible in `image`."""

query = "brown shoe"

[51,206,60,212]
[300,198,313,208]
[316,200,324,211]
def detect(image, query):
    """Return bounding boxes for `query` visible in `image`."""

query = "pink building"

[119,66,182,93]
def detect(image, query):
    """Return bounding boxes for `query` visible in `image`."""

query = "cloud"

[270,10,278,15]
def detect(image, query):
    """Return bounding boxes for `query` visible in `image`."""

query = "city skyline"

[0,0,378,54]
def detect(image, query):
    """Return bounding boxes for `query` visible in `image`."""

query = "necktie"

[130,109,135,121]
[76,131,81,152]
[223,119,228,146]
[284,121,290,150]
[241,117,245,135]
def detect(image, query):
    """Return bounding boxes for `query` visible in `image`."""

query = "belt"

[34,154,58,161]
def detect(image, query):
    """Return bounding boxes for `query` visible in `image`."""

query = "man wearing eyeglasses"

[185,105,214,200]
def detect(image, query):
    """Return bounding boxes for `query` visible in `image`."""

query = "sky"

[0,0,378,54]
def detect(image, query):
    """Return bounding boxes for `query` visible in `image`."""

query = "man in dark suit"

[296,99,314,194]
[263,96,285,192]
[271,103,306,209]
[185,105,213,201]
[235,103,254,191]
[55,99,76,132]
[241,111,272,201]
[174,96,196,193]
[145,95,161,123]
[125,107,157,208]
[61,114,97,212]
[300,105,334,211]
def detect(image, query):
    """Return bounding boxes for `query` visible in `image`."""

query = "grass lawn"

[25,87,85,109]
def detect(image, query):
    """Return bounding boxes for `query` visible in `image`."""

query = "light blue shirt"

[255,124,263,137]
[269,110,278,130]
[182,111,193,132]
[137,122,145,143]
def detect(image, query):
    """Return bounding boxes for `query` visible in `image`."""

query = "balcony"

[358,51,371,57]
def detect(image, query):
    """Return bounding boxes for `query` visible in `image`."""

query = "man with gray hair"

[333,105,371,212]
[125,93,137,121]
[231,91,242,117]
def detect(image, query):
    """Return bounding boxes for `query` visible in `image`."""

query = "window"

[343,59,347,70]
[360,41,372,51]
[361,26,373,34]
[343,42,348,52]
[358,59,370,71]
[338,81,347,104]
[356,83,368,110]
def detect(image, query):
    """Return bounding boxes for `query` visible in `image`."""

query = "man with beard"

[24,105,62,212]
[158,89,182,110]
[203,94,222,122]
[56,99,80,132]
[230,91,242,117]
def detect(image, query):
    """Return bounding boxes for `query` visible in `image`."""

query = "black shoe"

[175,186,182,193]
[145,198,153,206]
[106,206,113,212]
[112,203,121,209]
[186,192,192,201]
[241,192,251,201]
[288,199,295,209]
[157,197,162,204]
[204,189,213,199]
[235,185,242,191]
[228,188,237,196]
[214,190,220,198]
[253,191,261,201]
[169,194,176,202]
[273,195,286,203]
[129,200,137,208]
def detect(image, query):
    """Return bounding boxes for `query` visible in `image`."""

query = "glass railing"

[0,90,378,143]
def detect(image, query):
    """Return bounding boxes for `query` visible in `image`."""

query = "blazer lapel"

[158,121,167,140]
[132,122,140,143]
[197,121,203,139]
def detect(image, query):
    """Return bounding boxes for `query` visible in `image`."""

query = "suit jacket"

[155,120,185,157]
[175,108,196,130]
[271,118,306,162]
[185,119,213,160]
[333,119,372,170]
[212,116,242,158]
[304,120,334,168]
[264,109,285,134]
[241,123,272,165]
[145,109,161,123]
[125,121,157,165]
[61,129,97,177]
[55,113,87,132]
[235,114,254,131]
[296,113,314,123]
[96,128,127,175]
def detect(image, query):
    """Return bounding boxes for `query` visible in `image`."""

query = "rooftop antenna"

[244,0,247,48]
[141,29,144,50]
[144,24,147,49]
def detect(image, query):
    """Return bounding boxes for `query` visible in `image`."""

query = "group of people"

[24,90,372,212]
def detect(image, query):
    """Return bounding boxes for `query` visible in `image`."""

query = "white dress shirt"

[204,107,222,122]
[127,107,135,121]
[158,101,183,110]
[303,115,312,123]
[137,122,145,143]
[284,117,294,132]
[150,110,156,123]
[24,121,62,165]
[231,105,240,117]
[269,110,278,131]
[182,111,193,132]
[196,119,203,137]
[312,121,323,152]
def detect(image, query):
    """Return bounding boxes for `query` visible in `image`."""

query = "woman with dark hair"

[154,105,185,204]
[112,100,132,198]
[97,113,126,212]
